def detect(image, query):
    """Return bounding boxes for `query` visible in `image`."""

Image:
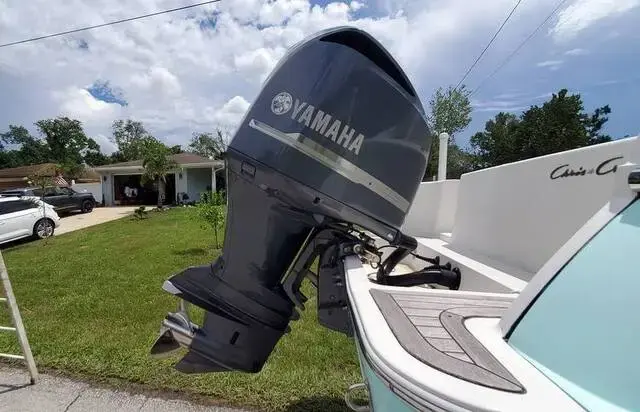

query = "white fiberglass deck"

[345,256,583,412]
[368,288,521,392]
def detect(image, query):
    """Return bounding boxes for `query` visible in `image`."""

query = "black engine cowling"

[151,26,432,374]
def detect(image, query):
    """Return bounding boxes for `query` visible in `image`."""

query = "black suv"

[0,186,96,214]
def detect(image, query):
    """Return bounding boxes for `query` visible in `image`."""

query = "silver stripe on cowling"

[248,119,410,212]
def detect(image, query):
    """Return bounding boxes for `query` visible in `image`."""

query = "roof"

[75,168,101,182]
[0,180,28,191]
[0,163,59,178]
[0,163,101,180]
[94,153,223,172]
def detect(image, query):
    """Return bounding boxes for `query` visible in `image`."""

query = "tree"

[111,119,157,161]
[0,125,51,167]
[193,190,226,248]
[469,113,520,169]
[0,119,108,172]
[83,139,110,166]
[35,117,86,166]
[169,145,183,155]
[446,145,477,179]
[470,89,613,169]
[34,117,108,177]
[108,151,128,163]
[583,104,612,145]
[424,85,473,180]
[26,166,56,233]
[188,130,228,159]
[141,141,178,209]
[0,151,21,169]
[427,85,473,141]
[1,125,35,147]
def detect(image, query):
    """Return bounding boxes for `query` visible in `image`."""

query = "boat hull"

[353,335,418,412]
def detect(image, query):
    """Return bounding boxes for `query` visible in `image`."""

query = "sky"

[0,0,638,154]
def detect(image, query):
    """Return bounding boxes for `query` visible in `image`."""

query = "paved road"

[0,366,247,412]
[55,206,140,235]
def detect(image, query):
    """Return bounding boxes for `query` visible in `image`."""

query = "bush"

[133,206,149,220]
[193,191,226,248]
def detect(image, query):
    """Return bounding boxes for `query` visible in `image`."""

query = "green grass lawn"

[0,208,362,411]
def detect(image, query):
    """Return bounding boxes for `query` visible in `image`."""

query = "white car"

[0,196,61,245]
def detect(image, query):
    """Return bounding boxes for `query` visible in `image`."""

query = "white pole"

[438,132,449,181]
[211,166,217,193]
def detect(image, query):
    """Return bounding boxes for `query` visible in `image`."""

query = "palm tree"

[141,143,177,209]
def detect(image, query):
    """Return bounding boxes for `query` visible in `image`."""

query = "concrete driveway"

[55,206,140,235]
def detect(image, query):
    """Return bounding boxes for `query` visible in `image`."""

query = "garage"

[94,153,225,207]
[112,173,176,206]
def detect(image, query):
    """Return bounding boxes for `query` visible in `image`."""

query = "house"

[0,163,100,190]
[93,153,225,206]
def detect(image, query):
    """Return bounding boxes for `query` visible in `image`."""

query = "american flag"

[54,175,69,187]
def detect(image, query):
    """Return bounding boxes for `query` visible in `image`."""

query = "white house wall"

[176,169,188,202]
[102,174,113,206]
[72,182,102,204]
[186,167,212,202]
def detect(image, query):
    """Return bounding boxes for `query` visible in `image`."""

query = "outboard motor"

[151,26,461,374]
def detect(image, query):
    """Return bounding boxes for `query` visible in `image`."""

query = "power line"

[455,0,525,91]
[470,0,570,96]
[0,0,222,49]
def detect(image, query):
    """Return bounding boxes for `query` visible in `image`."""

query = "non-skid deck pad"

[370,289,524,393]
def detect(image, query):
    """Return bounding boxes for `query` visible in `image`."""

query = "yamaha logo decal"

[264,91,365,156]
[271,92,293,115]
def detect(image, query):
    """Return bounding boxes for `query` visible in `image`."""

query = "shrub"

[193,191,226,248]
[133,206,149,220]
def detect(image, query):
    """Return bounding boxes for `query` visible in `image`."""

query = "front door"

[165,173,176,206]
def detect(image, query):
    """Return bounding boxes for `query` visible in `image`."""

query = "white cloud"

[93,134,118,153]
[564,47,589,56]
[53,88,121,119]
[51,87,123,152]
[532,92,553,99]
[536,60,564,70]
[209,96,252,133]
[234,47,287,84]
[597,79,621,86]
[472,98,528,113]
[473,105,527,113]
[350,1,365,12]
[471,90,557,112]
[491,91,528,100]
[0,0,636,155]
[131,67,182,98]
[551,0,640,41]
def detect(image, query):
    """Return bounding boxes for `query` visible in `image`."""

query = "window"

[43,187,59,197]
[0,200,38,215]
[508,198,640,412]
[0,191,23,197]
[43,186,71,196]
[31,188,44,197]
